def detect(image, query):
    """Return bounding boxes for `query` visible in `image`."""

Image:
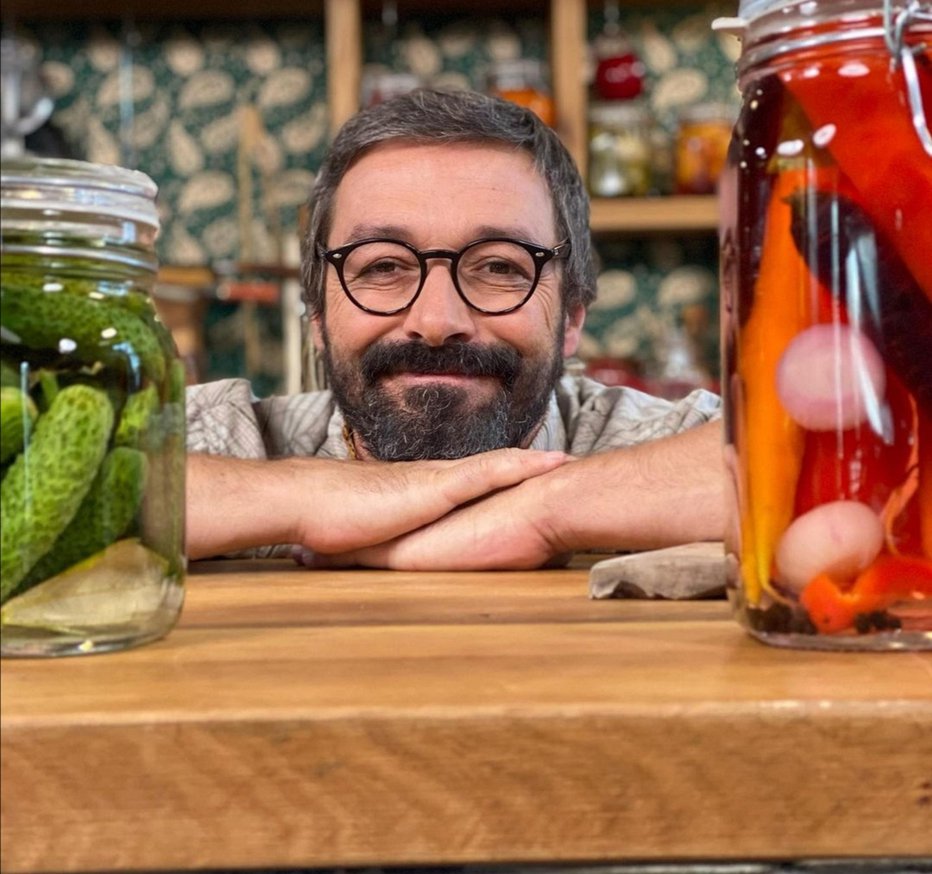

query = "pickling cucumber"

[0,384,114,602]
[0,284,166,387]
[115,384,159,448]
[16,446,148,595]
[0,386,37,463]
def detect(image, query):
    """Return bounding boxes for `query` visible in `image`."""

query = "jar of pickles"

[0,157,185,657]
[717,0,931,649]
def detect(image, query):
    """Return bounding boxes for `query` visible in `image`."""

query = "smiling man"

[185,89,724,569]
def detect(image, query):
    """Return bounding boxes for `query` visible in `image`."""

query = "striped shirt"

[187,375,721,460]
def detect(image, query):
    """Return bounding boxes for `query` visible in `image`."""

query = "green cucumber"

[16,447,148,594]
[0,387,37,463]
[115,384,159,448]
[1,284,166,387]
[0,384,114,602]
[0,359,19,387]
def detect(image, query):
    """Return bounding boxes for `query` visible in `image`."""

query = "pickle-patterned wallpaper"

[19,3,736,393]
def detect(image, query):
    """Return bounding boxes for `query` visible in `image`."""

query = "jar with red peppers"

[717,0,932,649]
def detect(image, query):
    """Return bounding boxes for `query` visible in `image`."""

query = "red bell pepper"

[800,555,932,634]
[794,367,915,516]
[782,49,932,302]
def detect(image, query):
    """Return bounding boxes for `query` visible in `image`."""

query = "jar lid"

[0,156,159,231]
[589,100,651,125]
[678,101,738,125]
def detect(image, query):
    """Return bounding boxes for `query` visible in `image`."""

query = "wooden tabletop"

[2,559,931,873]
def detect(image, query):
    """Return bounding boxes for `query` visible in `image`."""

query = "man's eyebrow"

[340,223,409,243]
[336,223,550,246]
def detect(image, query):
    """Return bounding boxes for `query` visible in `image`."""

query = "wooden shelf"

[15,0,721,238]
[590,195,720,234]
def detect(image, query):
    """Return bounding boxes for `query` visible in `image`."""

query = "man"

[186,88,724,569]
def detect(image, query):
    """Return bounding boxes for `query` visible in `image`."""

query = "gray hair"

[300,88,596,318]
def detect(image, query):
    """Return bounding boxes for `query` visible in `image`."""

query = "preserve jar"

[488,58,556,127]
[674,101,735,194]
[0,156,186,657]
[588,101,653,197]
[717,0,932,649]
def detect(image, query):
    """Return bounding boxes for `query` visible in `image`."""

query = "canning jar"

[718,0,931,649]
[0,157,185,657]
[488,58,556,127]
[674,101,735,194]
[588,101,653,197]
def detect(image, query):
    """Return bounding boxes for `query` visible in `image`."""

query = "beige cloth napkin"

[589,542,726,600]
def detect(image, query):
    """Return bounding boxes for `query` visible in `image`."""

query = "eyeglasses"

[320,236,571,316]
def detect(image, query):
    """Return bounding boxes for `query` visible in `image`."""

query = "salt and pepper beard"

[321,326,566,461]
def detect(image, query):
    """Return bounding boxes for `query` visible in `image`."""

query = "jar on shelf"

[0,156,186,657]
[361,70,423,108]
[674,101,735,194]
[487,58,555,127]
[587,101,653,197]
[716,0,932,650]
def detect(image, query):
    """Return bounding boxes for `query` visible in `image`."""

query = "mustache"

[360,340,522,388]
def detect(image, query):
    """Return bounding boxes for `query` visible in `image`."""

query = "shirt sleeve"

[185,378,269,459]
[556,376,722,456]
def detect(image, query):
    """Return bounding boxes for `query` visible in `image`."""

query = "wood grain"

[3,562,931,873]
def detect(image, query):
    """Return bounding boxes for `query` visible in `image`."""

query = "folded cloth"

[589,542,726,600]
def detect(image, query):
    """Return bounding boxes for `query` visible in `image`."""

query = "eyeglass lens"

[338,240,539,313]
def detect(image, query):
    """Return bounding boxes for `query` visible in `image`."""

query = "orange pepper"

[736,168,818,603]
[800,556,932,634]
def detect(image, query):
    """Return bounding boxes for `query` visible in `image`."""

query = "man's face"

[313,141,585,461]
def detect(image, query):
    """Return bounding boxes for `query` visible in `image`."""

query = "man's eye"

[366,259,401,274]
[485,259,517,274]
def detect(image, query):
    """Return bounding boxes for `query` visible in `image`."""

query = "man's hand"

[293,420,726,570]
[185,448,570,560]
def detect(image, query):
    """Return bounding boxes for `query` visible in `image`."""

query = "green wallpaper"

[20,3,737,393]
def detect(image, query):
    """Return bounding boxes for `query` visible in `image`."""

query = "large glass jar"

[718,0,931,649]
[0,157,185,657]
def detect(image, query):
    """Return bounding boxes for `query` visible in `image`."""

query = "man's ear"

[310,313,325,353]
[562,304,586,357]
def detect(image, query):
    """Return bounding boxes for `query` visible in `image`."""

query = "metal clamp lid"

[885,0,932,156]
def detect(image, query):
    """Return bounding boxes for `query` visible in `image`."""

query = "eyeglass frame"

[318,236,572,316]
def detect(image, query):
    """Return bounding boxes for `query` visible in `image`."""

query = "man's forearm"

[536,419,726,553]
[186,447,571,562]
[186,454,304,560]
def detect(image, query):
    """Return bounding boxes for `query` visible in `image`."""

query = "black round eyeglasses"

[319,236,571,316]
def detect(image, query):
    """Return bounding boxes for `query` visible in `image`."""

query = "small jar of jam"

[487,58,555,127]
[674,101,735,194]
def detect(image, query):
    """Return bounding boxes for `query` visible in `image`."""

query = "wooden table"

[2,559,931,873]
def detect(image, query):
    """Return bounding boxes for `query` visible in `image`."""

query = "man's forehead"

[330,140,555,243]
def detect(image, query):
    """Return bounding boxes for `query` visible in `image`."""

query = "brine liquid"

[0,270,186,657]
[719,43,932,648]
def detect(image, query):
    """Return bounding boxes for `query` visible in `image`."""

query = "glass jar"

[717,0,932,649]
[488,58,556,127]
[588,101,653,197]
[674,101,736,194]
[0,157,186,657]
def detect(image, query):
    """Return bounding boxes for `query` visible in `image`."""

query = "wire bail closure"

[885,0,932,156]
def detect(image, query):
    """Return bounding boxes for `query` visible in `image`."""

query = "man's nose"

[400,262,478,346]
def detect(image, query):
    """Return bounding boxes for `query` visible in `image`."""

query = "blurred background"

[2,0,740,400]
